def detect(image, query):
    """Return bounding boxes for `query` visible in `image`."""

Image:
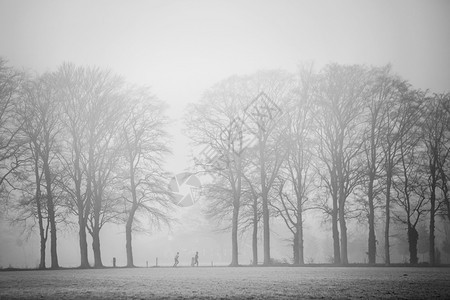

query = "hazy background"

[1,0,449,267]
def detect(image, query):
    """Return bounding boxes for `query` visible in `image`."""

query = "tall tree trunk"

[367,110,377,265]
[408,224,419,264]
[74,138,89,269]
[293,234,299,265]
[339,204,348,265]
[337,142,348,265]
[34,151,46,269]
[252,197,258,266]
[92,228,103,268]
[429,183,436,265]
[44,164,59,269]
[38,214,46,269]
[368,177,376,264]
[126,205,137,267]
[92,193,103,268]
[126,158,138,268]
[260,139,271,265]
[78,213,89,268]
[437,162,450,222]
[385,171,392,265]
[297,208,304,265]
[37,197,47,269]
[332,199,340,264]
[296,176,304,265]
[230,202,239,266]
[262,192,270,265]
[39,226,47,269]
[429,154,437,265]
[87,141,100,267]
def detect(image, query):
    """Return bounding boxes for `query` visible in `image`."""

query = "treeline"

[2,57,450,268]
[0,58,172,269]
[187,64,450,266]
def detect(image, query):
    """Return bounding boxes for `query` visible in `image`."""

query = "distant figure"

[173,252,179,267]
[194,251,199,266]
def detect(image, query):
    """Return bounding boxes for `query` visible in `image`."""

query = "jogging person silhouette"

[194,251,199,266]
[173,252,179,267]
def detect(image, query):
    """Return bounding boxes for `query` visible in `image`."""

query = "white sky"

[2,0,450,174]
[2,0,450,172]
[1,0,450,267]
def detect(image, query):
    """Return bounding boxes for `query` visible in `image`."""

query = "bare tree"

[421,93,450,265]
[392,92,428,264]
[15,74,49,269]
[13,147,49,269]
[0,58,23,205]
[186,75,253,266]
[271,65,316,265]
[313,64,368,264]
[18,74,62,269]
[379,80,418,265]
[437,94,450,223]
[52,63,92,268]
[83,68,126,268]
[359,66,397,264]
[247,71,293,265]
[120,88,172,267]
[51,64,126,268]
[237,147,265,266]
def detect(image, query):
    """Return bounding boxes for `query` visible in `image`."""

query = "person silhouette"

[194,251,199,267]
[173,252,179,267]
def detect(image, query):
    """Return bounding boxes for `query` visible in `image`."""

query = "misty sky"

[1,0,449,267]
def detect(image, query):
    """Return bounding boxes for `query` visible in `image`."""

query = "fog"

[1,0,450,269]
[3,203,445,267]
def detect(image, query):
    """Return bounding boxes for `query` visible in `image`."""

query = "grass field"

[1,266,450,299]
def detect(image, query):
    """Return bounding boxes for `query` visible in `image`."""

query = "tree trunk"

[34,154,46,269]
[260,139,271,265]
[429,185,436,265]
[43,159,59,269]
[230,203,239,266]
[293,234,299,265]
[74,137,89,269]
[337,143,348,265]
[37,196,46,269]
[92,228,103,268]
[368,179,376,264]
[429,156,437,265]
[39,228,46,269]
[262,192,270,265]
[438,165,450,222]
[385,172,392,265]
[91,193,103,268]
[367,112,378,265]
[339,204,348,265]
[297,211,304,265]
[125,206,136,267]
[78,213,89,268]
[252,198,258,266]
[126,157,138,268]
[47,193,58,269]
[296,178,304,265]
[408,225,419,264]
[332,199,340,264]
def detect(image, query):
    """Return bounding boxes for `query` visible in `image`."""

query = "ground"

[1,266,450,299]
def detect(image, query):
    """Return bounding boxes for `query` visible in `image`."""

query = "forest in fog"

[1,57,450,269]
